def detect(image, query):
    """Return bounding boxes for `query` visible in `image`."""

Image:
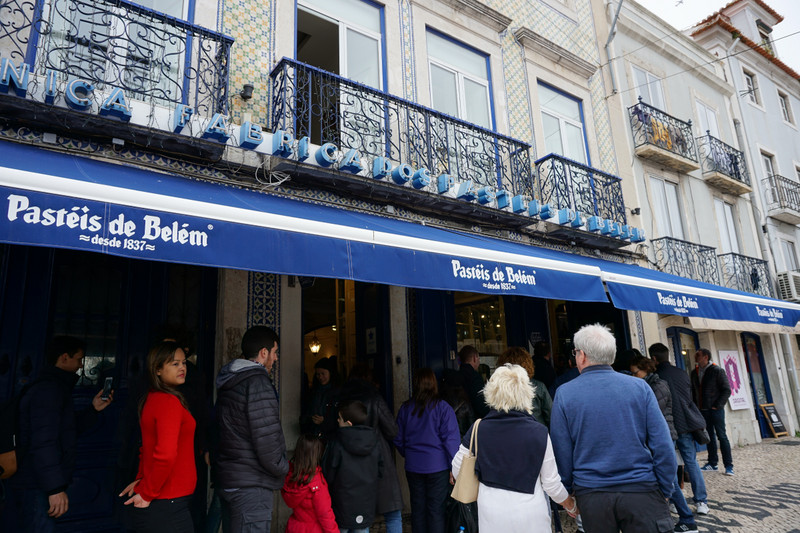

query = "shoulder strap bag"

[451,418,481,504]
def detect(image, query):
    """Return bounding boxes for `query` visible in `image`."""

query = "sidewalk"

[556,437,800,532]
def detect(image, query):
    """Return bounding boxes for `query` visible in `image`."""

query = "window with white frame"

[762,152,776,178]
[538,83,588,165]
[743,69,760,105]
[632,65,665,109]
[649,176,685,239]
[781,239,799,271]
[779,91,794,124]
[714,198,740,254]
[427,31,491,129]
[758,21,775,55]
[696,100,719,138]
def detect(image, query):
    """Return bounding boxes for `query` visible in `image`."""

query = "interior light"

[309,334,321,354]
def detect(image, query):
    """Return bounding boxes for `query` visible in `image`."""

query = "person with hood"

[281,434,338,533]
[301,357,340,442]
[337,366,404,533]
[322,400,381,533]
[215,326,288,533]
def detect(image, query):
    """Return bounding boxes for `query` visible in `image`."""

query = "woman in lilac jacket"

[395,368,460,533]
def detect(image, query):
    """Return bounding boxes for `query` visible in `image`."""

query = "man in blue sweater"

[551,324,676,533]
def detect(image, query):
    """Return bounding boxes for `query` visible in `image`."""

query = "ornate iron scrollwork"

[651,236,720,285]
[269,58,535,198]
[762,174,800,214]
[534,154,626,223]
[718,252,772,297]
[628,98,697,162]
[697,134,750,185]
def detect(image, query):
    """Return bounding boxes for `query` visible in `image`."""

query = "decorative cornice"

[514,26,597,79]
[430,0,512,32]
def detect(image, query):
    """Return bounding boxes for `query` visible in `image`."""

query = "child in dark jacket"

[322,400,381,533]
[281,434,339,533]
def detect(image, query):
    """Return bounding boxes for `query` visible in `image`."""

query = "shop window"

[666,326,698,371]
[455,293,507,369]
[632,65,665,109]
[427,30,492,129]
[538,82,588,165]
[649,176,685,240]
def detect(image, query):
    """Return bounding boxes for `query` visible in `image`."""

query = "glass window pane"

[664,181,684,239]
[346,28,380,88]
[137,0,185,18]
[715,199,733,254]
[300,0,380,32]
[650,177,671,238]
[564,123,586,164]
[633,67,650,103]
[782,240,799,271]
[427,32,487,80]
[464,77,490,128]
[539,84,581,121]
[648,74,665,109]
[542,112,563,156]
[430,63,459,117]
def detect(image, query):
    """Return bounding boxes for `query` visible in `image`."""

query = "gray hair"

[574,323,616,365]
[483,364,533,414]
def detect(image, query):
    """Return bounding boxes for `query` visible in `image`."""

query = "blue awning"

[0,141,609,303]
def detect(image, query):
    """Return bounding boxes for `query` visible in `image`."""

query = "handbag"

[451,418,481,504]
[445,497,478,533]
[692,427,710,445]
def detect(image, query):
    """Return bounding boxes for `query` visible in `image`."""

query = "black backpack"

[0,382,35,479]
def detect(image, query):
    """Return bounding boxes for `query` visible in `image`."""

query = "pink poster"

[721,350,750,410]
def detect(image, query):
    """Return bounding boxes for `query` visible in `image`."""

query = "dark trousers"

[220,487,273,533]
[702,408,733,468]
[128,495,194,533]
[575,490,673,533]
[3,486,56,533]
[406,470,449,533]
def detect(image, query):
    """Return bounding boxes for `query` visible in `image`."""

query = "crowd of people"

[0,322,734,533]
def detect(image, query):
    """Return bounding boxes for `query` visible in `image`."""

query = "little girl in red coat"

[281,434,339,533]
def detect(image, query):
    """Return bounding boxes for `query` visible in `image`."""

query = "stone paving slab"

[556,437,800,532]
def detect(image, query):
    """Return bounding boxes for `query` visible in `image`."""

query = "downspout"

[604,0,624,94]
[728,37,800,428]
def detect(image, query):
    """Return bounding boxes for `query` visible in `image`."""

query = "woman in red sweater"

[120,340,197,533]
[281,434,339,533]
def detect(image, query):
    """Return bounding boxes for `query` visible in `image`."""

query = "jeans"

[669,471,696,527]
[4,487,56,533]
[406,470,450,533]
[702,409,733,469]
[383,509,402,533]
[220,487,273,533]
[676,432,707,504]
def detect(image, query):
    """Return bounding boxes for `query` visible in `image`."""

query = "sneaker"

[669,502,677,514]
[700,463,718,471]
[696,502,709,515]
[675,524,699,533]
[724,466,734,476]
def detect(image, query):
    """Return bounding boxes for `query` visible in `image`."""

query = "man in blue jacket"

[7,336,113,533]
[551,325,676,533]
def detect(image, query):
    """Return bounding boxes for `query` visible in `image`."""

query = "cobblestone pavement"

[556,437,800,532]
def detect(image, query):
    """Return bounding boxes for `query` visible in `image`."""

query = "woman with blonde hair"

[451,363,577,532]
[497,346,553,426]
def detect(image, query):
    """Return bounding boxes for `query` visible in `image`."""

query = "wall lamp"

[240,83,254,100]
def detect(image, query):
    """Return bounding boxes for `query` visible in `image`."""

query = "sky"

[634,0,800,73]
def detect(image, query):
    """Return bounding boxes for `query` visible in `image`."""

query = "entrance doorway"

[741,332,773,438]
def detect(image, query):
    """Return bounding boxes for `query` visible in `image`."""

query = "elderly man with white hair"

[451,363,577,532]
[550,324,676,533]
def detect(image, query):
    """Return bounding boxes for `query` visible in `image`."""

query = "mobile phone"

[101,377,113,400]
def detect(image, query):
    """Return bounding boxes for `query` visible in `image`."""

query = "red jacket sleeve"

[137,394,183,501]
[312,473,340,533]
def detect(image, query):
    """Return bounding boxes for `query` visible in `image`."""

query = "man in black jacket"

[7,336,113,533]
[691,348,733,476]
[215,326,288,533]
[651,342,710,516]
[457,345,489,418]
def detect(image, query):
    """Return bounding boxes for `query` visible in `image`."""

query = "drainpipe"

[604,0,625,95]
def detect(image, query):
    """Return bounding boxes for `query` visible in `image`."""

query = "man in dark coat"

[532,341,556,389]
[215,326,288,533]
[651,342,710,516]
[691,348,733,476]
[457,345,489,418]
[7,336,113,533]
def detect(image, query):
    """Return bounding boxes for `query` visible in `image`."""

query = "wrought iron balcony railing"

[269,58,535,197]
[763,174,800,215]
[629,98,698,166]
[697,134,750,191]
[718,253,772,297]
[651,236,720,285]
[0,0,232,116]
[535,154,626,223]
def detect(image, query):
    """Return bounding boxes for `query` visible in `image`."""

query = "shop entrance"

[741,332,773,438]
[667,326,700,371]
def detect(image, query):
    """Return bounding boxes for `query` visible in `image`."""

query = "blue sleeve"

[549,396,573,492]
[439,402,460,462]
[645,387,678,497]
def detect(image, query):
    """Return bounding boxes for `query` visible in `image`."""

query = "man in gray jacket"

[216,326,288,533]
